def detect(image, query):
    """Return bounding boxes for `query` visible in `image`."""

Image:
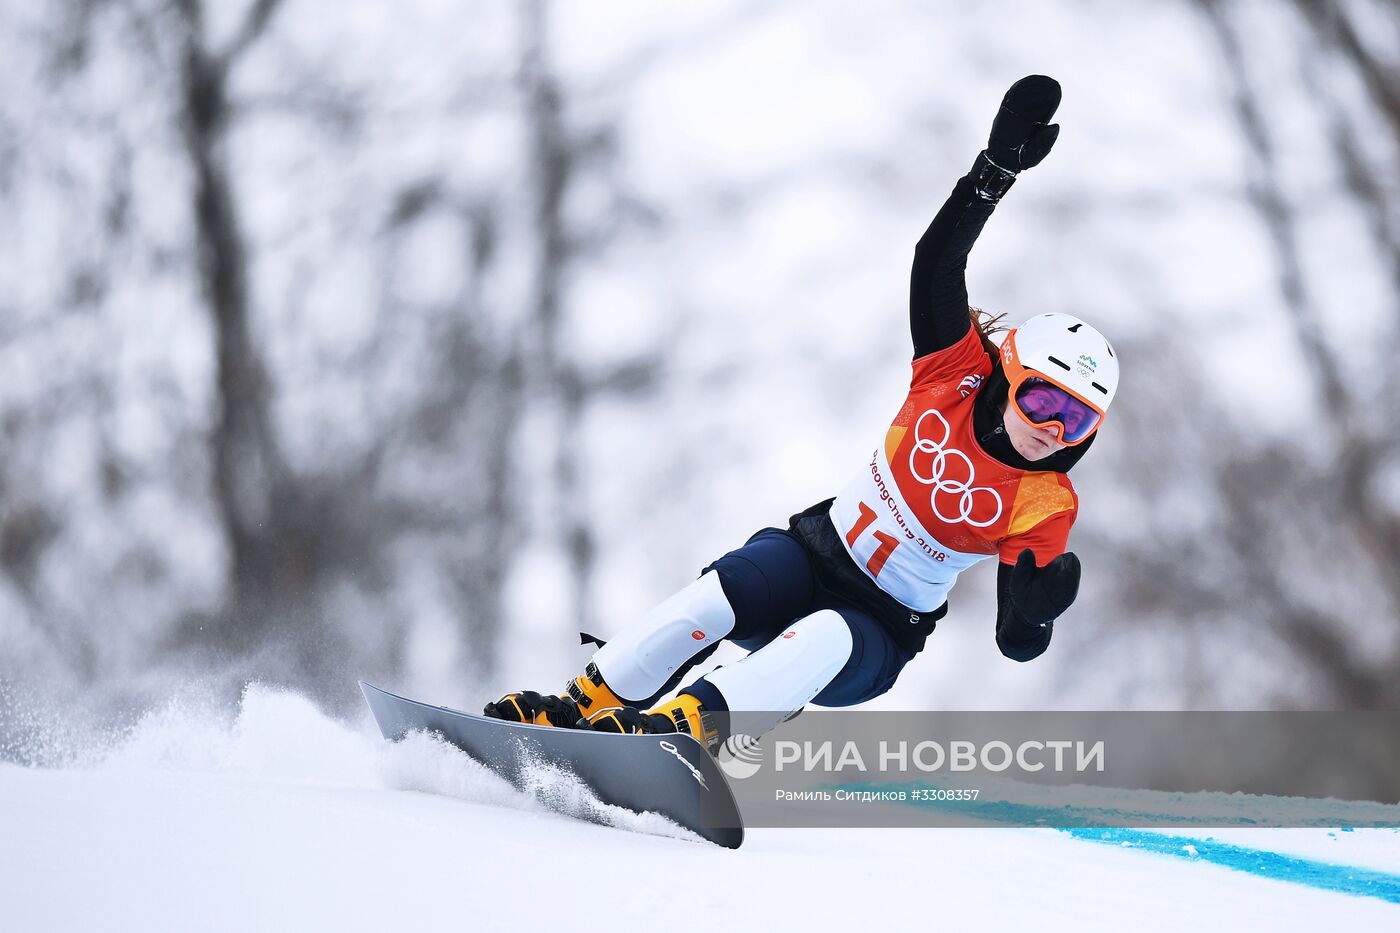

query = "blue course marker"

[1061,827,1400,905]
[842,782,1400,905]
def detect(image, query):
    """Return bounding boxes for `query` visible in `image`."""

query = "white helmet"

[1000,313,1118,444]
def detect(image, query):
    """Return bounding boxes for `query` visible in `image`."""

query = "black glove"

[972,75,1062,201]
[1007,547,1080,625]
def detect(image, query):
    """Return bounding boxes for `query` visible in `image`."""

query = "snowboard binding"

[483,690,585,729]
[585,692,720,755]
[484,662,630,729]
[484,664,720,755]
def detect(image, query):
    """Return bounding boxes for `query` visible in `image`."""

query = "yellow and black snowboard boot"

[483,662,630,729]
[585,692,720,755]
[482,690,582,728]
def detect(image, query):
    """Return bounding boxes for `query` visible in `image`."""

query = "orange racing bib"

[829,328,1078,612]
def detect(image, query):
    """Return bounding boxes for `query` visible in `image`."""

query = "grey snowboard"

[360,681,744,849]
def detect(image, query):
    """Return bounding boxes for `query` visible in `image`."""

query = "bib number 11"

[844,501,900,577]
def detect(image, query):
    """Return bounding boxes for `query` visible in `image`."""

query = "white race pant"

[703,609,853,713]
[592,571,736,703]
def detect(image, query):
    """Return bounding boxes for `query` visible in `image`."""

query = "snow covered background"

[4,686,1397,931]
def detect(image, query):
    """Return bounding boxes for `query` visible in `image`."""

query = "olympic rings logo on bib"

[909,409,1003,528]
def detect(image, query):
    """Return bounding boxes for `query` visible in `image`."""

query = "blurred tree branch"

[1089,0,1400,707]
[216,0,284,70]
[512,0,663,646]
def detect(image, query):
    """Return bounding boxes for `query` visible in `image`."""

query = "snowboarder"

[486,75,1118,753]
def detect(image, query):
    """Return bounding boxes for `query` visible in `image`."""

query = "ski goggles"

[1008,375,1104,446]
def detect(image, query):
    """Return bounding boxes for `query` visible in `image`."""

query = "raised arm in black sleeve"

[909,75,1064,359]
[908,173,998,358]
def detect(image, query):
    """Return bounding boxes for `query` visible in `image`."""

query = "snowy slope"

[3,687,1396,932]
